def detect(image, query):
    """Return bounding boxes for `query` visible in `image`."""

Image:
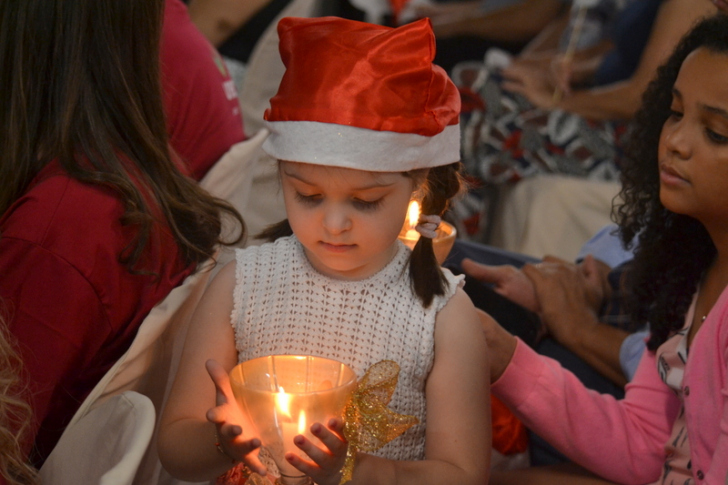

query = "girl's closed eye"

[295,192,322,205]
[706,127,728,144]
[352,197,383,210]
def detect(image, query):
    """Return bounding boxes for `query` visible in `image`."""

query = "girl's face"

[658,47,728,229]
[280,161,418,280]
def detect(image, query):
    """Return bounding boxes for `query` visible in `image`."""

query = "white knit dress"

[230,235,463,461]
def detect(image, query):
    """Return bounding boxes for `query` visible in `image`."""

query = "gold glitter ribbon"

[339,360,419,484]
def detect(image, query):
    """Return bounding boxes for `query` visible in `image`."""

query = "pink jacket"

[493,285,728,484]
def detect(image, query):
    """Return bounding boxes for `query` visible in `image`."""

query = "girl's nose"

[662,119,692,160]
[322,207,352,235]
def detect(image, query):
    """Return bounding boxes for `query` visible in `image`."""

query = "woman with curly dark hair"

[479,13,728,484]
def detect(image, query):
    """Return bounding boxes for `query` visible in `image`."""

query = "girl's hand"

[286,418,348,485]
[205,359,267,475]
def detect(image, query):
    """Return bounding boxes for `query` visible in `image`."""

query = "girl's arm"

[490,330,680,484]
[307,289,491,485]
[158,261,266,481]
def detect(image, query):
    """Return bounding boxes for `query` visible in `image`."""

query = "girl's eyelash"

[706,128,728,144]
[295,192,321,204]
[294,192,383,210]
[353,198,383,210]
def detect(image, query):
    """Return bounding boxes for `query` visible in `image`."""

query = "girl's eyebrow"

[702,103,728,120]
[282,168,398,190]
[673,87,728,119]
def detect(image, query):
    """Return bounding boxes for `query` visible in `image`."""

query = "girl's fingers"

[206,359,235,404]
[327,417,345,434]
[292,434,330,464]
[285,451,319,476]
[243,452,268,476]
[285,449,340,485]
[220,422,244,441]
[311,422,347,455]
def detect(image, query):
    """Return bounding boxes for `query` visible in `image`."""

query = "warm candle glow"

[407,200,420,229]
[397,199,457,264]
[276,388,292,418]
[298,410,307,435]
[401,200,421,242]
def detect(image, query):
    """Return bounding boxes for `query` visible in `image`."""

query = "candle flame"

[275,387,292,419]
[407,200,420,229]
[298,410,307,435]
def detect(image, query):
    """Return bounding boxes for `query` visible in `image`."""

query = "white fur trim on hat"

[262,120,460,171]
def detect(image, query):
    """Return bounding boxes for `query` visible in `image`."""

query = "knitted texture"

[231,235,463,460]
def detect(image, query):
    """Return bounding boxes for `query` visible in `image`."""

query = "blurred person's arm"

[516,5,571,58]
[426,0,567,44]
[502,0,717,120]
[188,0,273,46]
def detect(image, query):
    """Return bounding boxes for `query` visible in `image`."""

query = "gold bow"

[339,360,419,484]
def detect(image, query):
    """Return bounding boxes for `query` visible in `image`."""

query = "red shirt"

[161,0,246,180]
[0,162,192,463]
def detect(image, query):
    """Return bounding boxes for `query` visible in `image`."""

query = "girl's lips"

[320,241,356,253]
[659,164,688,186]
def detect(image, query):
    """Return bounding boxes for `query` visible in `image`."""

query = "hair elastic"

[415,215,441,239]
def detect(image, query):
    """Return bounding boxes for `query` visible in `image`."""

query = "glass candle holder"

[398,201,457,264]
[229,355,358,485]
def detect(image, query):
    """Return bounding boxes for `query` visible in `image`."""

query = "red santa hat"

[262,16,461,172]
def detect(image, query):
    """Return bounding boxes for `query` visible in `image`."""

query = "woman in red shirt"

[0,0,243,470]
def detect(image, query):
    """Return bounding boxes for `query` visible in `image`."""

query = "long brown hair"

[0,0,243,270]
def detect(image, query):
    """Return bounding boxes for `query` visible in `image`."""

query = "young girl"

[482,13,728,484]
[158,16,491,485]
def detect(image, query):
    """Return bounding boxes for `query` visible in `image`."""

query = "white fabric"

[199,128,269,245]
[39,391,155,485]
[489,174,621,260]
[199,128,268,206]
[40,261,215,485]
[230,235,463,461]
[263,121,460,171]
[237,0,320,135]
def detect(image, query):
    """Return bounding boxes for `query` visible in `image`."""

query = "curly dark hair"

[614,13,728,351]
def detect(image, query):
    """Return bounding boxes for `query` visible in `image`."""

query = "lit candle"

[400,200,422,248]
[397,200,457,264]
[275,389,308,460]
